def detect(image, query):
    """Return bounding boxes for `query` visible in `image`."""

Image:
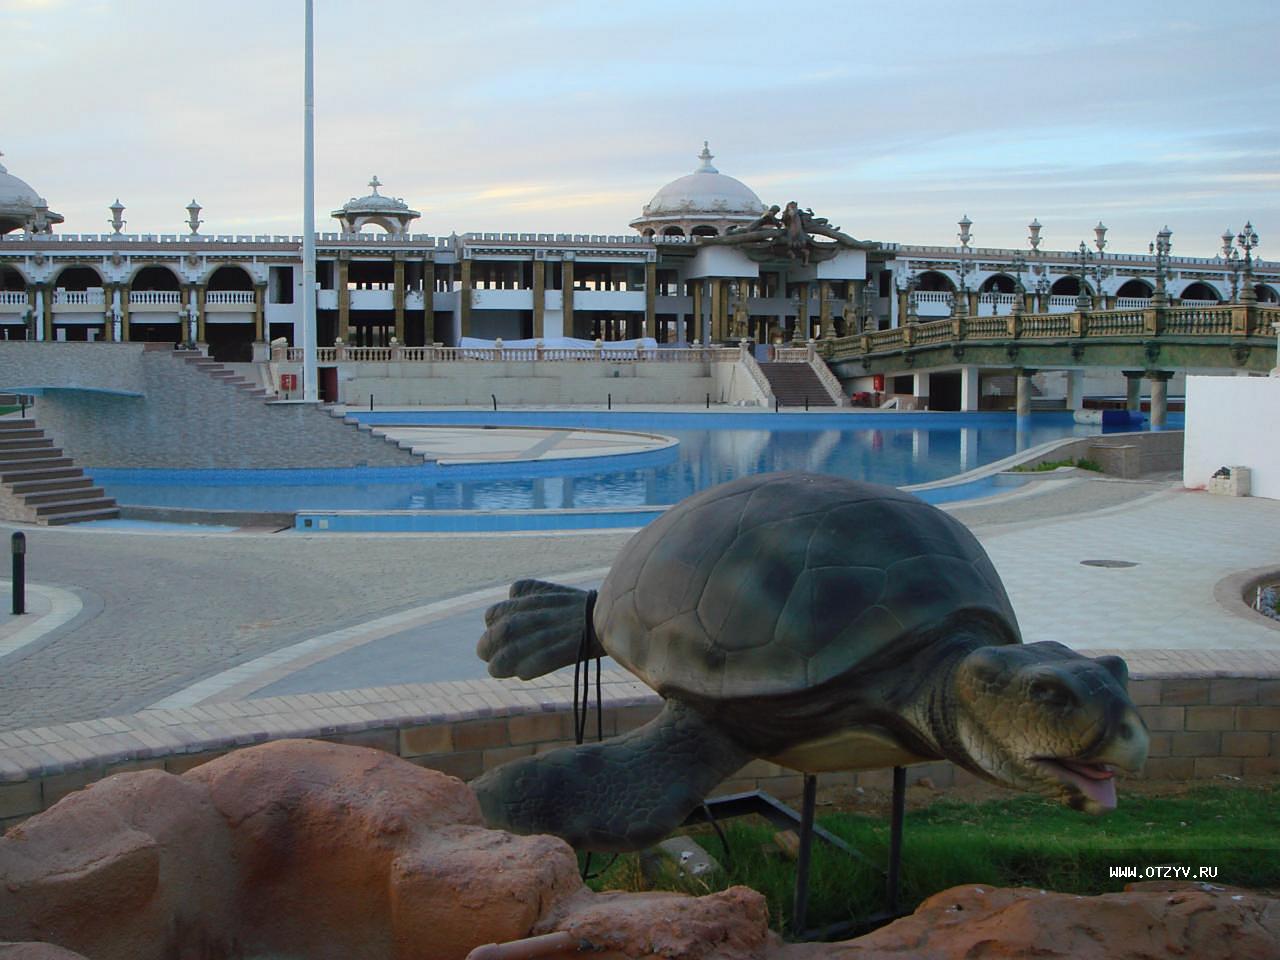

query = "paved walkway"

[373,424,673,464]
[1,474,1276,734]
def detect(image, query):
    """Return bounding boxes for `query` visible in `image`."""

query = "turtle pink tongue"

[1056,760,1117,810]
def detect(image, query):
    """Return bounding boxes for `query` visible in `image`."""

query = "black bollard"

[11,532,25,616]
[607,393,611,410]
[369,394,374,412]
[19,395,27,419]
[804,395,809,411]
[706,393,710,409]
[775,396,780,413]
[491,393,498,412]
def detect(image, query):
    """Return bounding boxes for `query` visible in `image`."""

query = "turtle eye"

[1029,676,1078,709]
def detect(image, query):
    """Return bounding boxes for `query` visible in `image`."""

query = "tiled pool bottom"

[86,410,1180,532]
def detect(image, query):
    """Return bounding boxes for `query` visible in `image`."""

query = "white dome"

[0,152,62,234]
[641,144,764,218]
[0,159,42,210]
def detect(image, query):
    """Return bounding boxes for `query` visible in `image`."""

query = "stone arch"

[690,225,718,238]
[981,274,1016,293]
[0,264,29,290]
[641,228,655,239]
[915,270,955,292]
[661,226,685,237]
[1050,276,1090,296]
[1254,283,1279,304]
[1179,280,1220,301]
[1116,278,1153,298]
[206,264,254,290]
[52,264,105,290]
[130,265,181,291]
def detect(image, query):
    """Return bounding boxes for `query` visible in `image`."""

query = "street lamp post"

[1237,221,1260,304]
[1074,242,1093,311]
[1010,252,1026,316]
[1149,226,1172,308]
[898,270,918,323]
[1028,219,1044,311]
[955,215,972,318]
[1222,228,1242,302]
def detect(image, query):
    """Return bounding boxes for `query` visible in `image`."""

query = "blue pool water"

[86,410,1182,518]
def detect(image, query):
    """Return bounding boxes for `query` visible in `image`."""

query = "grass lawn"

[585,781,1279,934]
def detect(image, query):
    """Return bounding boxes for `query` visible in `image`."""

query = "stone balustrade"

[827,302,1275,363]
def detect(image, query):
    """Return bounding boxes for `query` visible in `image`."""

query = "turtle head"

[949,641,1148,814]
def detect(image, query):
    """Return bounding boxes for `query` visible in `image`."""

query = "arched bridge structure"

[822,301,1280,422]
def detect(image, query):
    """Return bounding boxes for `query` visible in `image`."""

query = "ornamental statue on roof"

[703,200,871,265]
[331,175,421,235]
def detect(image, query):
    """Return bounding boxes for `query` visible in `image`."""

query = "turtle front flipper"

[478,579,603,680]
[471,700,753,852]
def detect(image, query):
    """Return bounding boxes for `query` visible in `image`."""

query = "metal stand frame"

[686,766,908,942]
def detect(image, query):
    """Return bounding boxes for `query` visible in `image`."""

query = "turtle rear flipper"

[472,700,752,852]
[477,579,603,680]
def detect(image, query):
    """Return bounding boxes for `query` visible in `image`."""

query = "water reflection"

[91,412,1180,513]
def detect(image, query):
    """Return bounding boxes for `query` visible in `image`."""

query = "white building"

[1,144,1275,369]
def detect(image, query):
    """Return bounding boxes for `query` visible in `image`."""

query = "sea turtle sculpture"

[473,473,1149,852]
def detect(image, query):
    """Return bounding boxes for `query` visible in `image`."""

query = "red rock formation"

[793,882,1280,960]
[1,740,1276,960]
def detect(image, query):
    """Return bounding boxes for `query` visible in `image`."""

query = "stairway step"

[11,475,92,495]
[43,507,121,525]
[0,434,48,447]
[0,446,64,462]
[0,420,37,431]
[35,497,118,517]
[24,485,106,505]
[0,460,77,482]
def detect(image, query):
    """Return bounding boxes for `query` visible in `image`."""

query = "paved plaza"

[2,471,1277,736]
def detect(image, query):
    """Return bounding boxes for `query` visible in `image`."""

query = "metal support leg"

[887,766,906,914]
[792,774,818,934]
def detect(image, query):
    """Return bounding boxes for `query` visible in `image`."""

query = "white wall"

[1183,375,1280,499]
[278,359,770,406]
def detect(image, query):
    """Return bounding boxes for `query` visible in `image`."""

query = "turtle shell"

[596,472,1021,704]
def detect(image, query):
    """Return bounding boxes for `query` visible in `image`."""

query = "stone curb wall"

[1,670,1277,833]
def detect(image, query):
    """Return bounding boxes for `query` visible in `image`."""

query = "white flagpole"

[301,0,318,402]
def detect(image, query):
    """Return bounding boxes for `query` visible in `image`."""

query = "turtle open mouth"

[1035,758,1117,811]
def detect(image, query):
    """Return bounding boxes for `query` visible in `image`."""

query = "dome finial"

[696,141,718,174]
[368,174,382,195]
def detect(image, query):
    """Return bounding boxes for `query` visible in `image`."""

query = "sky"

[3,0,1278,259]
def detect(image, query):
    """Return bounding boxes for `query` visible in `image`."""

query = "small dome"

[641,143,764,218]
[331,175,421,234]
[0,151,63,234]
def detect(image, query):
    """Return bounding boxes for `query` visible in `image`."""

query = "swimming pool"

[86,410,1180,529]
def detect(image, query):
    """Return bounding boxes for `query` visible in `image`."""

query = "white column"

[34,289,45,342]
[913,370,930,410]
[111,288,122,342]
[1065,370,1085,411]
[960,365,980,411]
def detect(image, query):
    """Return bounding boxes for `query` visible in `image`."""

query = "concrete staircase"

[757,363,837,407]
[172,349,273,399]
[0,419,119,525]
